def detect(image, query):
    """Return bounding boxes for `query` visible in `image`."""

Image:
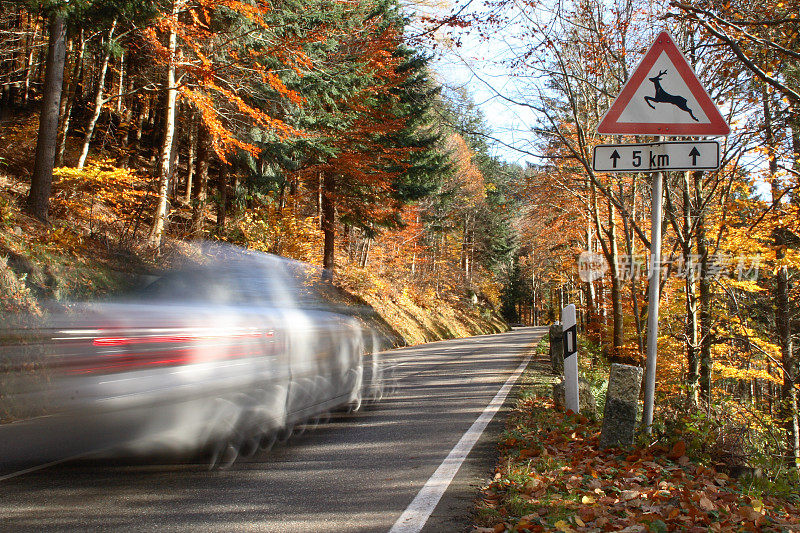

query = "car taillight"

[62,329,271,375]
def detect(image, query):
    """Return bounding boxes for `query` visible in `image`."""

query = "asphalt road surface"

[0,326,546,532]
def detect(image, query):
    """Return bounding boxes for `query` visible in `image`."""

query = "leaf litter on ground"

[473,395,799,532]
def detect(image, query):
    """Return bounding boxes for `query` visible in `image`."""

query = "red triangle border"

[597,31,730,136]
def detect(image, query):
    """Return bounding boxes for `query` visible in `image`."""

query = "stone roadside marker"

[549,324,564,375]
[553,378,597,415]
[600,363,644,449]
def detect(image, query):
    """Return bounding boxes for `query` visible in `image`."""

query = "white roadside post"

[561,304,579,413]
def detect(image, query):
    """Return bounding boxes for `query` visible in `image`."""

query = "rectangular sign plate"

[592,141,720,173]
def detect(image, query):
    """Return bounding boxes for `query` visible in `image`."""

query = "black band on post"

[563,324,577,360]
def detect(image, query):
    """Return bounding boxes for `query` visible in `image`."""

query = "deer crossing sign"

[597,32,730,136]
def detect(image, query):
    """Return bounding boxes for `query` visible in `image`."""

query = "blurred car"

[0,244,384,470]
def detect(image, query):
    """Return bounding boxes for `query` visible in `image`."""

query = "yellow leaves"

[51,160,149,227]
[235,206,323,264]
[714,362,781,384]
[553,519,575,532]
[581,494,596,504]
[721,278,764,293]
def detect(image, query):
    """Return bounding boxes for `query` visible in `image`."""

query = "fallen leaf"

[553,519,574,532]
[699,496,716,512]
[617,525,646,533]
[581,495,596,504]
[621,490,640,501]
[739,505,762,522]
[669,440,687,459]
[516,518,535,531]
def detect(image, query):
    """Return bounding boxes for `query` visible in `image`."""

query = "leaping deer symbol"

[644,70,699,122]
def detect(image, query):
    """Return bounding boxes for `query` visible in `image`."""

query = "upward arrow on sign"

[597,31,730,136]
[689,146,700,164]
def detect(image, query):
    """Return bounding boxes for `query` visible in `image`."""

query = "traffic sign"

[597,31,730,136]
[592,140,720,172]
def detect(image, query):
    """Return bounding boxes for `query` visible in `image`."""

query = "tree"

[28,10,66,222]
[139,0,306,245]
[275,0,447,277]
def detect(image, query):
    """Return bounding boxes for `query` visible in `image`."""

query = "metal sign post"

[641,169,664,432]
[562,304,579,413]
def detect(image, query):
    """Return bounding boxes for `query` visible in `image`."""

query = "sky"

[411,0,544,166]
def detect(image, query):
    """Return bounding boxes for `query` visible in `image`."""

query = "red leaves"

[475,395,800,532]
[667,440,686,460]
[141,0,308,161]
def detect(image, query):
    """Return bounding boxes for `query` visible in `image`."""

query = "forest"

[0,0,798,492]
[0,0,521,343]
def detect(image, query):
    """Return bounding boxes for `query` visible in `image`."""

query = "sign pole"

[641,167,664,433]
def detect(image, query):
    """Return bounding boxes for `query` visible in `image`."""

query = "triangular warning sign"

[597,31,730,136]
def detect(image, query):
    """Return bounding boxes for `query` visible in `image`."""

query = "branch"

[671,2,800,103]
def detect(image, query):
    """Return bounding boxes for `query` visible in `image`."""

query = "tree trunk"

[116,50,124,115]
[76,19,117,169]
[216,165,228,229]
[168,108,180,192]
[321,171,336,280]
[149,2,181,247]
[620,183,644,355]
[116,67,136,168]
[461,215,470,278]
[28,14,67,222]
[184,117,197,203]
[589,181,622,358]
[190,125,210,238]
[135,97,148,144]
[695,171,713,406]
[22,17,39,106]
[360,237,371,268]
[683,171,700,407]
[764,91,799,472]
[608,200,624,357]
[56,29,85,167]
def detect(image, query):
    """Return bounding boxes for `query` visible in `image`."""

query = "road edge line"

[387,350,533,533]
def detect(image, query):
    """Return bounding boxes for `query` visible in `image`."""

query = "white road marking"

[0,452,91,482]
[388,352,533,533]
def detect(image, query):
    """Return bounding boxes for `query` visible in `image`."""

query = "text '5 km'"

[592,141,720,173]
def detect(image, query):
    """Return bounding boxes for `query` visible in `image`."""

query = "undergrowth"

[473,344,800,532]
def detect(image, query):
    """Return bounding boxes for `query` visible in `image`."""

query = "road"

[0,326,546,532]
